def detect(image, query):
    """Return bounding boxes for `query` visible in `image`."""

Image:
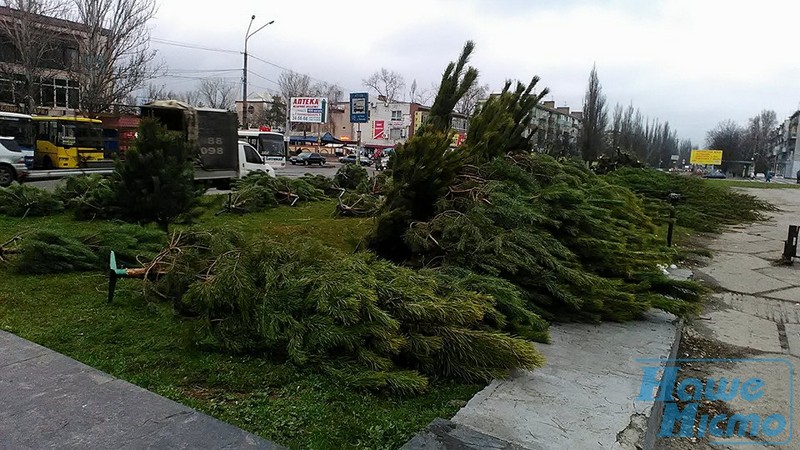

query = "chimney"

[557,107,570,115]
[571,111,583,120]
[543,101,556,109]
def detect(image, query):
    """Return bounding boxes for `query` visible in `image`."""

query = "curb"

[641,317,684,450]
[402,418,530,450]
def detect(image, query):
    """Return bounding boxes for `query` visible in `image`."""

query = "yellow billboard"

[690,149,723,165]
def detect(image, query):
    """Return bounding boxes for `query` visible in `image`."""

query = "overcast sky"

[147,0,800,145]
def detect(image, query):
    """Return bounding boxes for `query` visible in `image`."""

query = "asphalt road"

[26,162,379,193]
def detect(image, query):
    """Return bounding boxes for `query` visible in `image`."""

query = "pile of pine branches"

[1,224,165,274]
[605,168,775,233]
[138,229,545,394]
[0,184,64,217]
[367,41,708,323]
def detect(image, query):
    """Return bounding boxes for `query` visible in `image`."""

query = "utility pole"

[242,15,274,129]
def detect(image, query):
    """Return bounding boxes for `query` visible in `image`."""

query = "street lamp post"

[242,15,274,129]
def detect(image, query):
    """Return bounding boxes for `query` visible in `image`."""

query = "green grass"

[703,179,800,189]
[0,199,480,449]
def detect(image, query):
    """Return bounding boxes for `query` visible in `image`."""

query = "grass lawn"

[703,179,800,189]
[0,199,481,449]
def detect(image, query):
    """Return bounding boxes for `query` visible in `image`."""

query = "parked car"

[0,137,28,187]
[702,171,726,179]
[289,152,326,166]
[338,154,372,166]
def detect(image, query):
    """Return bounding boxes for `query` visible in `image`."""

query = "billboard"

[373,120,385,140]
[350,93,369,123]
[290,97,328,123]
[690,149,723,165]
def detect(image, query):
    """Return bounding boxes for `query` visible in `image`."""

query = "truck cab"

[238,140,274,178]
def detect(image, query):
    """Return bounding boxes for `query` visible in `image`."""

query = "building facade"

[769,111,800,179]
[530,100,583,153]
[0,6,92,116]
[329,99,468,150]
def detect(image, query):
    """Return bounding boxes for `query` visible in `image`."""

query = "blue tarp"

[320,132,345,144]
[289,135,318,144]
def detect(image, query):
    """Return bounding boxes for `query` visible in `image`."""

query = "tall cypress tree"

[579,65,608,162]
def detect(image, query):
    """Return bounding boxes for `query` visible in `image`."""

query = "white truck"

[140,101,273,188]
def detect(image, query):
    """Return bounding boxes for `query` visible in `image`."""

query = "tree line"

[705,110,777,174]
[578,65,692,167]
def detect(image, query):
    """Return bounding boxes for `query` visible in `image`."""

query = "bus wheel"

[0,166,14,187]
[42,156,53,169]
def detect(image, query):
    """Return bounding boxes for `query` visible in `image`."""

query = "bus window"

[259,134,286,157]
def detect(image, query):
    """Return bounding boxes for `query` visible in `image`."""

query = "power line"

[151,37,240,55]
[247,70,280,86]
[152,36,356,94]
[168,68,241,73]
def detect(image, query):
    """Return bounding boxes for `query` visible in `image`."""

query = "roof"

[0,112,32,119]
[32,116,101,123]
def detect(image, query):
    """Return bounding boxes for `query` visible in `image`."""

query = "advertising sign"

[690,149,723,165]
[350,93,369,123]
[373,120,385,140]
[290,97,328,123]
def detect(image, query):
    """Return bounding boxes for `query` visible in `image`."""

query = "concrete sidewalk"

[449,310,679,450]
[0,331,283,449]
[656,187,800,449]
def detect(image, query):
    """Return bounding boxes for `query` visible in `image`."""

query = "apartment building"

[530,100,583,152]
[769,111,800,178]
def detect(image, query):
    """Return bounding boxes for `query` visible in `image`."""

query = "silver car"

[0,137,28,187]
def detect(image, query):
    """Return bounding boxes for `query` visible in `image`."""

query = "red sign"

[293,98,320,106]
[373,120,385,140]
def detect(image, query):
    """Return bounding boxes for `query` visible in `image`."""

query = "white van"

[239,140,275,178]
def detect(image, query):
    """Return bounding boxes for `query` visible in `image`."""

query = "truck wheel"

[42,156,53,169]
[0,165,14,187]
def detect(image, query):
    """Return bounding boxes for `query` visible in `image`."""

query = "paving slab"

[716,292,800,324]
[403,418,530,450]
[764,286,800,302]
[696,252,792,295]
[0,331,283,449]
[785,324,800,357]
[754,264,800,285]
[451,310,678,450]
[699,308,783,353]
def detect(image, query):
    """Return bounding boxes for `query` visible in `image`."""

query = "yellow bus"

[32,116,105,169]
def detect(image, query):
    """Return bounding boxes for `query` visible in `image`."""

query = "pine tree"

[113,119,198,230]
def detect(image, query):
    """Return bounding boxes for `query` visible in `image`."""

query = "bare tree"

[177,88,201,106]
[278,71,312,103]
[70,0,160,115]
[0,0,69,113]
[197,77,235,110]
[311,80,343,103]
[454,82,488,116]
[579,64,608,162]
[706,119,745,172]
[363,68,405,102]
